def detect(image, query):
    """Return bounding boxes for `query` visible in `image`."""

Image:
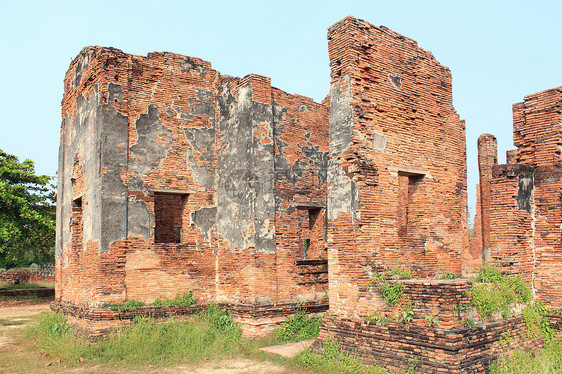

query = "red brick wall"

[326,16,469,318]
[480,87,562,308]
[489,165,535,284]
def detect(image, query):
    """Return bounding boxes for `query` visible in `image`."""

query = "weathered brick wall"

[489,165,535,283]
[57,47,329,313]
[272,87,329,302]
[326,16,468,319]
[481,87,562,308]
[513,88,562,167]
[533,168,562,306]
[468,183,484,269]
[315,313,543,373]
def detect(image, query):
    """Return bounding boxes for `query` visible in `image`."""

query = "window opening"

[397,172,423,238]
[154,192,188,243]
[71,197,83,249]
[303,238,310,259]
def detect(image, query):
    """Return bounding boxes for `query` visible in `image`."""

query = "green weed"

[471,270,531,318]
[26,305,245,366]
[424,312,439,327]
[152,291,195,307]
[395,304,414,324]
[390,266,411,278]
[275,310,321,342]
[107,299,144,310]
[476,265,504,283]
[463,318,476,328]
[365,311,391,325]
[440,271,458,279]
[522,302,554,340]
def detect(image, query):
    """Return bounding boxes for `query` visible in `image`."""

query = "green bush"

[476,265,504,283]
[380,282,405,306]
[522,302,554,339]
[471,268,532,318]
[275,310,321,342]
[153,291,195,307]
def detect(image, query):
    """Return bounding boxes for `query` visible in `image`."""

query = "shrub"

[275,310,322,342]
[476,265,503,283]
[471,267,532,318]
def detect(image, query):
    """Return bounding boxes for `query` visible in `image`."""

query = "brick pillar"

[477,134,497,262]
[506,149,517,164]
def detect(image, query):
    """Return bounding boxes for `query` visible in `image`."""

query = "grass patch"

[489,339,562,374]
[389,266,411,279]
[296,337,389,374]
[0,283,51,290]
[25,304,246,366]
[275,310,322,343]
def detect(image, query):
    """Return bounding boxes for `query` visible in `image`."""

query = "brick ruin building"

[472,86,562,310]
[55,46,330,335]
[55,15,561,373]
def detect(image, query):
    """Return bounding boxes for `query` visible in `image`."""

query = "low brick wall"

[52,300,329,339]
[314,314,544,373]
[0,287,54,298]
[0,269,32,284]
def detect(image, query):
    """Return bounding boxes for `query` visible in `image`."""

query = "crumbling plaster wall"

[57,46,329,308]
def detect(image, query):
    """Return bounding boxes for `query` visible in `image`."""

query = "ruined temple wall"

[533,168,562,307]
[58,47,329,308]
[484,86,562,308]
[326,17,468,317]
[57,47,129,306]
[489,165,535,284]
[272,88,329,302]
[513,88,562,167]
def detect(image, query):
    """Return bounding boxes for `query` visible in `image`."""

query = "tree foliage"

[0,149,55,267]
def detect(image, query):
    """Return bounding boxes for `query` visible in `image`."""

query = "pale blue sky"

[1,0,561,220]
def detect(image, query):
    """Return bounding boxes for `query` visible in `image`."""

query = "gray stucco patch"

[129,104,173,176]
[192,206,217,241]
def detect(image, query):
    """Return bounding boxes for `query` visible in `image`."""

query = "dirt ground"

[0,298,290,374]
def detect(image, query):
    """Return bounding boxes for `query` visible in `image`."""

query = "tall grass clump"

[275,310,322,342]
[489,339,562,374]
[26,304,244,366]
